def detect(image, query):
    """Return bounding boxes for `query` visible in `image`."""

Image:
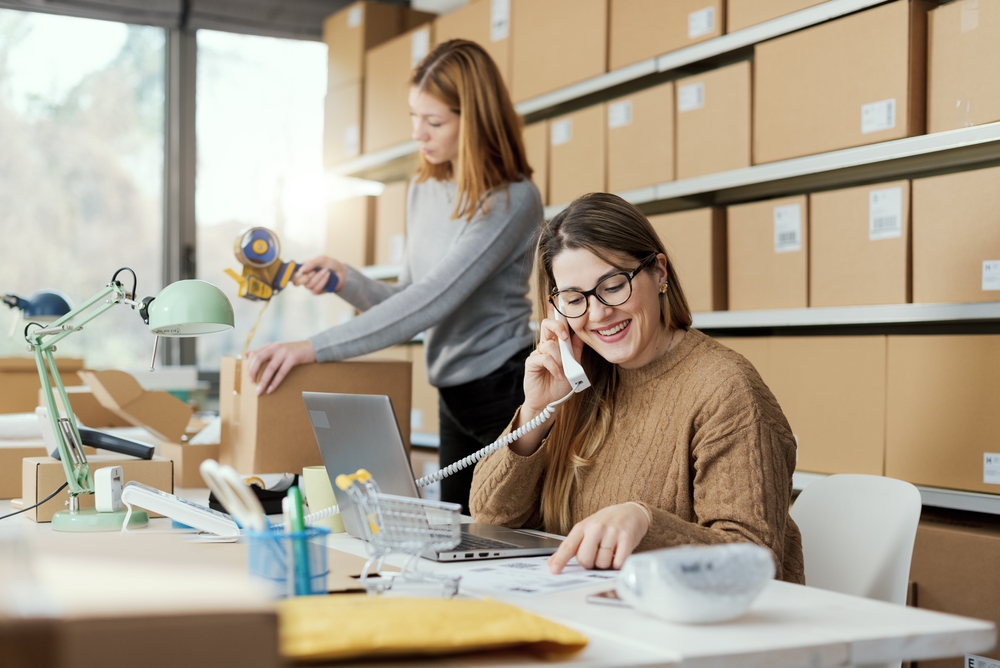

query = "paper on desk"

[456,556,618,595]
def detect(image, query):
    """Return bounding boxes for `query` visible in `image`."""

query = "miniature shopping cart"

[335,469,462,596]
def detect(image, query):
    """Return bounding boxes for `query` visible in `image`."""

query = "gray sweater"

[308,176,542,388]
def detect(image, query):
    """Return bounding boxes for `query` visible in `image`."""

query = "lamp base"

[51,508,149,532]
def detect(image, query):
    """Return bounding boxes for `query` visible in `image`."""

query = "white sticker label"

[347,5,363,28]
[551,119,572,146]
[983,260,1000,291]
[411,408,424,430]
[608,100,633,129]
[389,233,406,264]
[985,454,1000,484]
[862,98,896,134]
[869,187,903,240]
[309,410,330,429]
[678,82,705,112]
[343,123,360,157]
[967,654,1000,668]
[961,0,979,32]
[773,204,803,254]
[688,7,716,39]
[490,0,511,41]
[411,28,430,67]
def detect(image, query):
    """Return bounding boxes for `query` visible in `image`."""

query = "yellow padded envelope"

[278,595,589,662]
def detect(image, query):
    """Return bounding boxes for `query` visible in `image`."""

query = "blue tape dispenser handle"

[277,261,339,293]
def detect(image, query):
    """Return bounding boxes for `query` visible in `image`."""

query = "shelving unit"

[330,0,895,183]
[693,302,1000,330]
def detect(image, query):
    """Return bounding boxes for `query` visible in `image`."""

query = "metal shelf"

[411,432,440,448]
[793,471,1000,516]
[693,302,1000,330]
[544,122,1000,219]
[329,0,892,182]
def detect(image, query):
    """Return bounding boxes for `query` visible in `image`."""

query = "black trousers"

[437,347,532,514]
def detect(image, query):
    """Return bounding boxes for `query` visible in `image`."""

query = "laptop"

[303,392,562,561]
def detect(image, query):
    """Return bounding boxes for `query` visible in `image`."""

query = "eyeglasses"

[548,254,657,319]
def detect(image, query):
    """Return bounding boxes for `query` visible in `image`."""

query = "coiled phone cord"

[414,387,577,488]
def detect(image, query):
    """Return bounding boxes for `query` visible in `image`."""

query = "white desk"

[2,495,995,668]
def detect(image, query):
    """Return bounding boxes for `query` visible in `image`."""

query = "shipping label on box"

[688,6,716,39]
[983,261,1000,291]
[869,187,904,240]
[491,0,511,41]
[773,204,803,253]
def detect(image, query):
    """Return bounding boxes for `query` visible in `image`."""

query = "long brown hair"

[411,39,532,220]
[535,193,693,535]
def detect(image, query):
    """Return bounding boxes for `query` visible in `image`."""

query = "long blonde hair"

[411,39,532,220]
[535,194,693,535]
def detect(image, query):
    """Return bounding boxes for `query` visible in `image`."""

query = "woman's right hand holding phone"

[512,307,584,456]
[292,256,347,295]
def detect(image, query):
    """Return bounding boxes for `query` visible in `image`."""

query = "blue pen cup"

[246,527,331,597]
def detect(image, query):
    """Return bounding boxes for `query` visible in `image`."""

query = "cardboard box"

[326,195,376,269]
[156,441,219,489]
[0,357,84,415]
[809,180,911,307]
[727,0,825,32]
[912,165,1000,304]
[753,0,930,164]
[606,82,674,192]
[22,454,173,522]
[363,24,434,154]
[77,370,192,443]
[609,0,724,70]
[218,357,411,475]
[768,336,887,476]
[676,61,751,179]
[712,336,771,383]
[39,385,133,429]
[523,120,548,206]
[727,195,809,310]
[323,1,434,91]
[548,105,606,206]
[649,207,726,312]
[410,343,440,436]
[510,0,608,103]
[434,0,511,83]
[410,445,438,485]
[928,0,1000,133]
[374,180,408,266]
[1,441,48,499]
[886,335,1000,494]
[323,81,362,167]
[909,512,1000,668]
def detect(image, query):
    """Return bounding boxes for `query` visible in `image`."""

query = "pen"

[287,486,311,596]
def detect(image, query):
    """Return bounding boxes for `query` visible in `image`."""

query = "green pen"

[287,486,311,596]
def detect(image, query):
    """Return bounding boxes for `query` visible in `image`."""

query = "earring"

[659,283,668,294]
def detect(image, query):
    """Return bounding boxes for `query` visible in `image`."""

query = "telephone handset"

[414,313,590,488]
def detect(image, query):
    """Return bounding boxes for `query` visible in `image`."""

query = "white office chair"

[790,474,921,604]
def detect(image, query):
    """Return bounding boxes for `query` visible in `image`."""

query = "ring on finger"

[599,546,614,552]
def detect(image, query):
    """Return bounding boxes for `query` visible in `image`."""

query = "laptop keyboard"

[453,532,520,551]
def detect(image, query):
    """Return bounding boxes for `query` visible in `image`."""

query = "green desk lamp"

[24,268,235,532]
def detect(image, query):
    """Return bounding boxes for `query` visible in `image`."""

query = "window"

[0,10,165,369]
[195,30,332,370]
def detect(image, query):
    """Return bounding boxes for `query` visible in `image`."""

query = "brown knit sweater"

[470,328,805,584]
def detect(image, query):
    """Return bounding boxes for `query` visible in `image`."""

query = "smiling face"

[409,87,460,170]
[551,247,673,369]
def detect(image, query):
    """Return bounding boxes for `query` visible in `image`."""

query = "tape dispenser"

[224,227,338,302]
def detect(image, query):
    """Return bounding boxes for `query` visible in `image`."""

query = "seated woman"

[470,193,805,583]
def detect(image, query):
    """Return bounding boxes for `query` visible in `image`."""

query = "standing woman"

[246,40,543,513]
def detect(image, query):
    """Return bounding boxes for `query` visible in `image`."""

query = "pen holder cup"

[246,527,331,597]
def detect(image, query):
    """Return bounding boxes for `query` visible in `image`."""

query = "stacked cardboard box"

[0,357,83,414]
[374,181,408,266]
[327,195,376,269]
[727,0,825,32]
[433,0,512,84]
[609,0,724,70]
[548,105,605,206]
[606,82,674,193]
[523,121,549,206]
[675,61,751,178]
[649,207,726,313]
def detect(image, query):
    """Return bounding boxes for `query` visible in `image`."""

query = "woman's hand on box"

[246,340,316,395]
[293,256,347,295]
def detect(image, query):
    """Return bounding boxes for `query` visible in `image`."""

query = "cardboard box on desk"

[606,82,674,193]
[218,356,412,475]
[434,0,511,84]
[510,0,607,103]
[753,0,930,164]
[364,24,434,153]
[156,441,219,489]
[39,385,133,429]
[886,335,1000,495]
[676,61,751,179]
[927,0,1000,133]
[909,511,1000,668]
[22,454,173,522]
[374,181,408,266]
[810,180,911,307]
[0,440,95,500]
[649,207,726,313]
[77,369,192,443]
[0,357,84,414]
[323,81,362,166]
[727,0,825,32]
[548,105,605,207]
[609,0,723,70]
[727,195,809,310]
[912,166,1000,304]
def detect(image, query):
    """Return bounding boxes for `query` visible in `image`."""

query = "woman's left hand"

[245,340,316,395]
[547,503,650,574]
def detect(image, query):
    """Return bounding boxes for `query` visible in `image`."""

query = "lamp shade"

[4,290,72,322]
[147,280,235,336]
